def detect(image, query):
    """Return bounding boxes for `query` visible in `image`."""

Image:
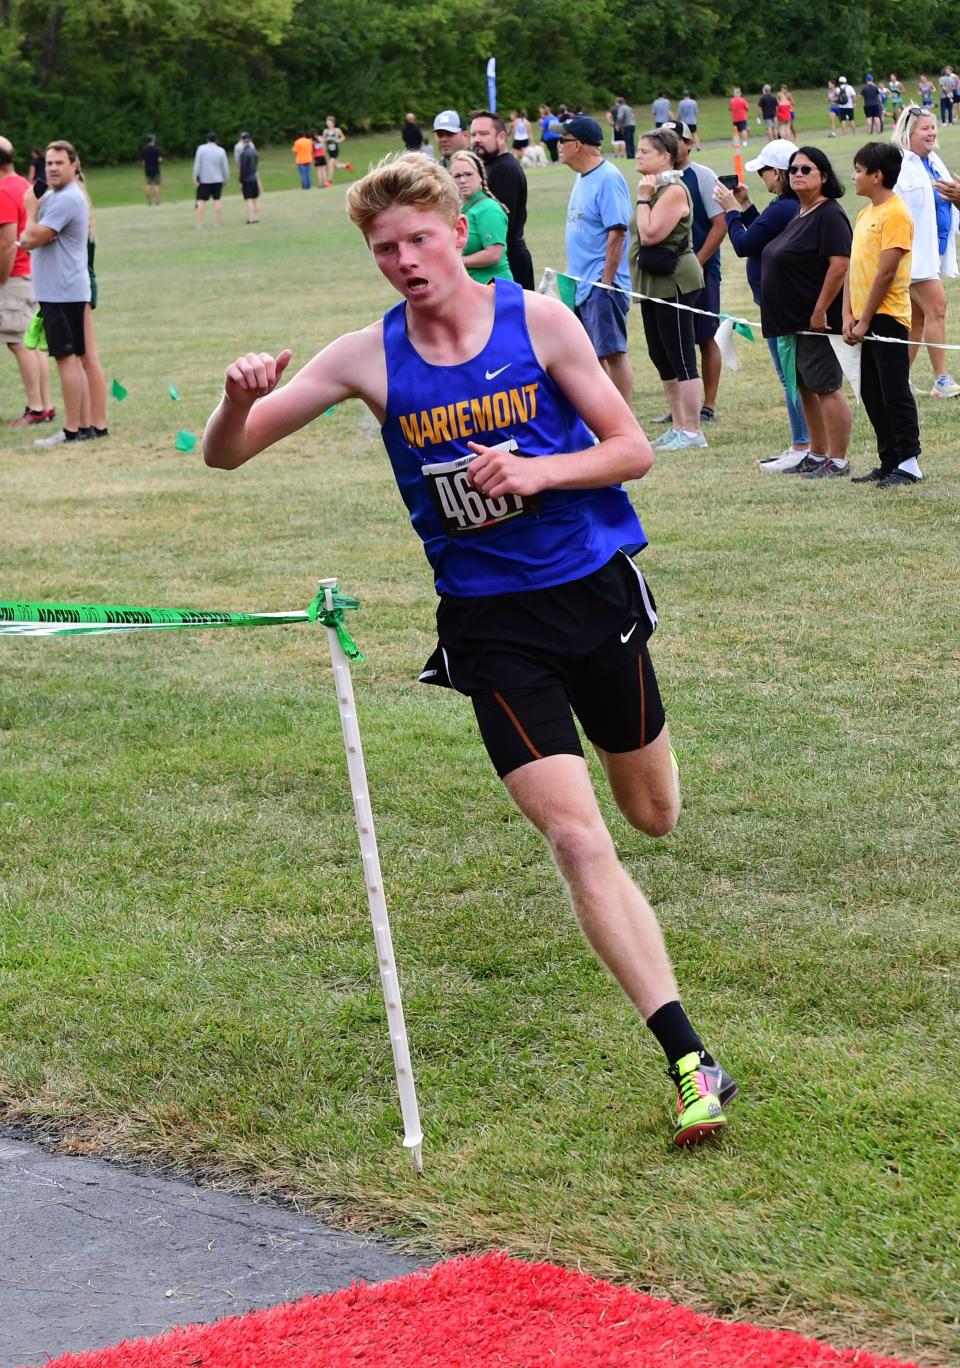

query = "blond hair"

[346,152,460,238]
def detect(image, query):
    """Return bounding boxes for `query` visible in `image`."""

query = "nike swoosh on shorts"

[620,622,637,644]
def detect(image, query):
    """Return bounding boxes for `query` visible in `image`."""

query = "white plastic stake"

[318,579,424,1174]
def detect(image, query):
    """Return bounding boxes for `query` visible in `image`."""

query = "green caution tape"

[0,589,363,659]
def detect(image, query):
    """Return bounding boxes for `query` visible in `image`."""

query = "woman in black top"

[760,146,853,479]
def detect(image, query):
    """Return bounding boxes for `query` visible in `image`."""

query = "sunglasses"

[789,164,819,176]
[558,136,579,144]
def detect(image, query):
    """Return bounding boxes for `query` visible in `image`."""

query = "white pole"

[318,580,424,1174]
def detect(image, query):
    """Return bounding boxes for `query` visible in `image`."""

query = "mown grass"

[1,127,959,1366]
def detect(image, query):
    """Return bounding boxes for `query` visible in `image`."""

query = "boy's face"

[366,205,468,307]
[853,162,880,196]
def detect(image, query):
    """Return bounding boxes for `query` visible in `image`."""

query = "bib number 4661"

[422,441,537,536]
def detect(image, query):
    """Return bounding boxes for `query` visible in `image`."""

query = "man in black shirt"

[757,87,778,142]
[401,114,424,153]
[140,135,162,206]
[238,133,260,224]
[470,111,535,289]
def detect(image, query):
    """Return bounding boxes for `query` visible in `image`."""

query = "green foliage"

[2,0,960,160]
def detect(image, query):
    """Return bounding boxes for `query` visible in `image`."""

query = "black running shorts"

[419,551,666,778]
[38,300,86,359]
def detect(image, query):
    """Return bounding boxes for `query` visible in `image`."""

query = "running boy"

[203,154,737,1146]
[844,142,923,487]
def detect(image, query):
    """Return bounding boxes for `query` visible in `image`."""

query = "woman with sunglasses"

[712,139,812,472]
[449,151,513,284]
[633,127,706,450]
[891,105,960,397]
[758,146,852,478]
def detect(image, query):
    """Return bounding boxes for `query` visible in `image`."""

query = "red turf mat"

[29,1250,920,1368]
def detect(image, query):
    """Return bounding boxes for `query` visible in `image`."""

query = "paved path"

[0,1126,429,1366]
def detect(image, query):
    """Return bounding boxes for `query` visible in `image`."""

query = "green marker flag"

[776,335,799,407]
[168,383,182,401]
[732,321,755,341]
[555,272,578,311]
[0,589,363,659]
[175,430,196,453]
[111,378,128,401]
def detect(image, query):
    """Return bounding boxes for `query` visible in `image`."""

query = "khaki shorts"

[0,275,35,345]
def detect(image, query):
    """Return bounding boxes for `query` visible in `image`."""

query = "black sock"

[93,426,108,436]
[646,1000,714,1068]
[63,428,80,441]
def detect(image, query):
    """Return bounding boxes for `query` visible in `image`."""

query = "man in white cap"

[433,111,469,169]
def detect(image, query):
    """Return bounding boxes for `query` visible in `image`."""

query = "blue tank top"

[380,279,646,596]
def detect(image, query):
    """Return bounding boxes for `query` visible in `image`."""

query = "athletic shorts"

[576,284,629,358]
[764,118,776,132]
[38,299,86,358]
[864,106,882,119]
[693,272,721,344]
[241,179,259,199]
[196,182,223,201]
[145,173,161,186]
[419,551,665,778]
[641,289,699,382]
[796,332,842,394]
[513,138,529,149]
[734,121,748,132]
[314,154,327,166]
[837,108,854,122]
[0,275,35,345]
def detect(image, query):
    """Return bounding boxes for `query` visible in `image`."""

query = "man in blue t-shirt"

[554,114,633,403]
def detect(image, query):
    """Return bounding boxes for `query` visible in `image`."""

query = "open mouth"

[406,277,429,294]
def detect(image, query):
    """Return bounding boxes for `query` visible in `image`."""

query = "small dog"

[520,143,548,168]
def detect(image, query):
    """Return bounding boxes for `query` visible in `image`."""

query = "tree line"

[1,0,958,163]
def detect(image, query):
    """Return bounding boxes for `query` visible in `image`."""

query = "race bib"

[421,440,538,536]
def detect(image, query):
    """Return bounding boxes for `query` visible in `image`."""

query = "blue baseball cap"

[547,115,604,146]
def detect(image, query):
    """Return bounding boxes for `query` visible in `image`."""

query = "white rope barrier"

[540,267,960,349]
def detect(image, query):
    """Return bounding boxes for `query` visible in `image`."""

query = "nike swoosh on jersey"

[620,622,638,643]
[484,364,512,380]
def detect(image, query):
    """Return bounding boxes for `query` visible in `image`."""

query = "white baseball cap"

[745,138,800,173]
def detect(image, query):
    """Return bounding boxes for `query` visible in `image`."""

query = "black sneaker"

[851,467,886,483]
[700,406,717,424]
[877,469,920,488]
[795,453,827,474]
[800,458,850,479]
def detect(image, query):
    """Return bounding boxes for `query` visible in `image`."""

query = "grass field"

[2,101,960,1365]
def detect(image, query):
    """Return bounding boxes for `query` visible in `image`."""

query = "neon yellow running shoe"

[669,1051,729,1147]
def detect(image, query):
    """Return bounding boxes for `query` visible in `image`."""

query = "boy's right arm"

[203,327,385,470]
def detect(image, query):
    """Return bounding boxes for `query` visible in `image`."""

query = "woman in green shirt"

[449,151,513,284]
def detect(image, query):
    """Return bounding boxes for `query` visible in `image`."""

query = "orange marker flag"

[734,151,745,182]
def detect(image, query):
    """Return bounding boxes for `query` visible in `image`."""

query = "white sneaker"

[930,375,960,398]
[34,428,67,447]
[659,429,708,450]
[651,427,679,448]
[758,448,809,473]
